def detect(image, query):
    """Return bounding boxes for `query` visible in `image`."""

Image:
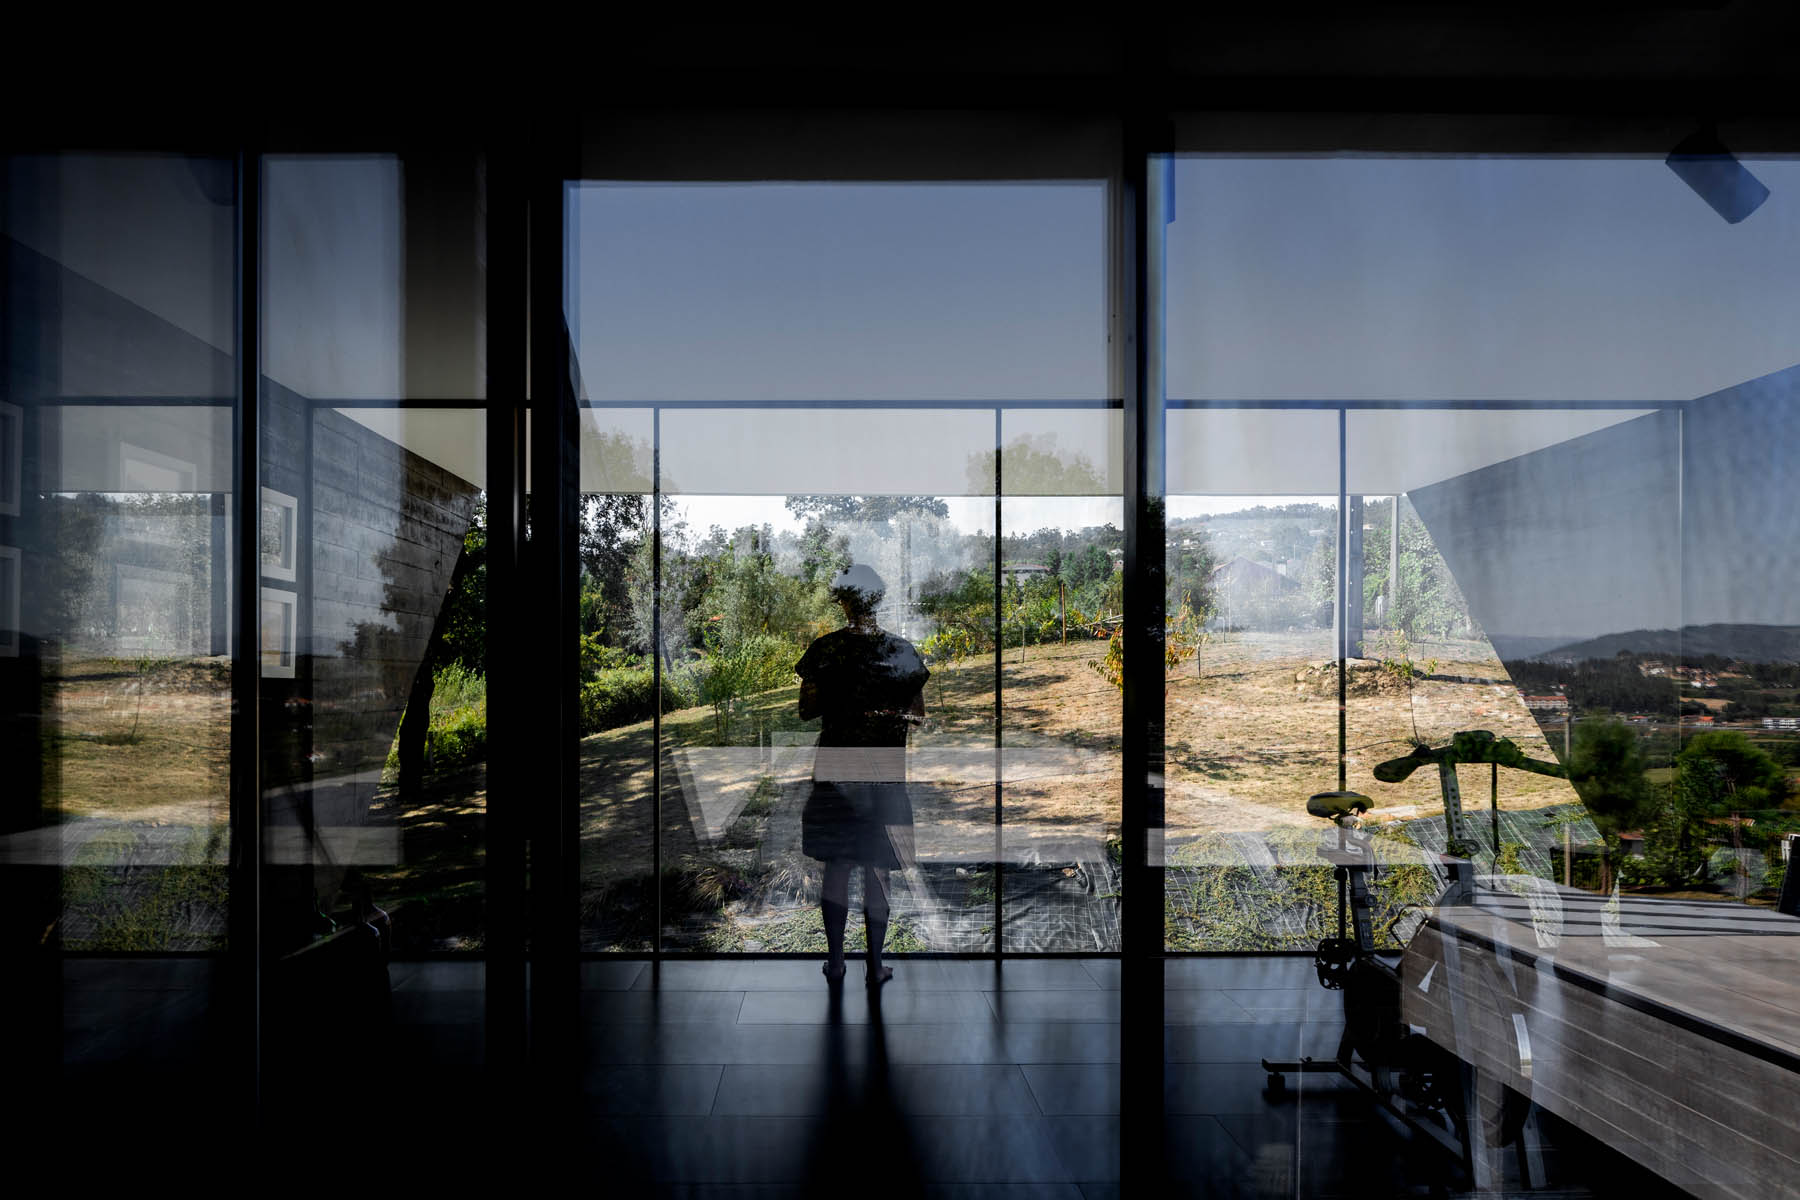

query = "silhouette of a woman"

[797,564,928,986]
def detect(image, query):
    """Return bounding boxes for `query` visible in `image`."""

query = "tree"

[580,493,651,645]
[1567,717,1650,890]
[1673,731,1789,884]
[796,517,852,585]
[437,498,487,671]
[784,494,948,533]
[1066,544,1111,591]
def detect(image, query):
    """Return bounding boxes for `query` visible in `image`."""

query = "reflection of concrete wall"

[1683,364,1800,630]
[1407,409,1681,657]
[261,384,476,832]
[1410,363,1800,666]
[311,406,475,784]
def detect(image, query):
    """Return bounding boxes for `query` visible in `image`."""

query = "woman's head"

[829,563,886,620]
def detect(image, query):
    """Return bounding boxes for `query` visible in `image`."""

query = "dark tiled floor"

[57,955,1691,1196]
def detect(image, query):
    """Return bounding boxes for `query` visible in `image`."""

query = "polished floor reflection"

[62,955,1694,1196]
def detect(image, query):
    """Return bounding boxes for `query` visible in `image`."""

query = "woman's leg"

[863,865,891,980]
[821,860,852,974]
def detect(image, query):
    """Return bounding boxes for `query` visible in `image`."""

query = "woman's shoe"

[822,962,847,983]
[865,964,893,986]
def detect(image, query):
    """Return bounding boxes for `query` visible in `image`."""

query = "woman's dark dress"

[796,628,929,869]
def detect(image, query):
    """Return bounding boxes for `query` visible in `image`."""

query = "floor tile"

[1162,989,1256,1023]
[1022,1063,1119,1115]
[1078,960,1120,990]
[879,1021,1015,1064]
[1213,1112,1423,1197]
[394,987,485,1023]
[983,989,1119,1023]
[924,1187,1085,1199]
[63,958,218,991]
[1165,1062,1362,1117]
[1163,1021,1341,1064]
[583,959,649,990]
[583,989,747,1023]
[938,960,1103,990]
[1045,1114,1119,1181]
[1165,1115,1259,1190]
[736,987,995,1024]
[631,961,836,991]
[715,1062,1040,1117]
[1001,1021,1122,1064]
[1164,957,1315,991]
[593,1116,818,1183]
[585,1021,871,1067]
[583,1065,724,1113]
[1222,986,1344,1019]
[906,1116,1073,1182]
[388,959,485,991]
[710,1063,867,1116]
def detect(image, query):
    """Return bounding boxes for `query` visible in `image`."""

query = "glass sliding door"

[1155,140,1800,1195]
[566,125,1120,957]
[4,152,240,1111]
[258,151,491,1113]
[999,406,1124,952]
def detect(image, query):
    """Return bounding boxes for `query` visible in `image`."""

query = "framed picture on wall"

[260,586,296,678]
[0,545,18,657]
[0,401,20,517]
[259,487,298,582]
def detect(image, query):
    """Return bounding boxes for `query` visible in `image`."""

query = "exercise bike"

[1261,731,1565,1192]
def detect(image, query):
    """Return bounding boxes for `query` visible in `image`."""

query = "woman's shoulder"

[879,633,929,678]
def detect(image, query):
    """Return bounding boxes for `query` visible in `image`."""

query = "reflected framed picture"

[0,545,18,657]
[119,440,197,493]
[260,586,296,678]
[259,486,298,582]
[0,401,20,516]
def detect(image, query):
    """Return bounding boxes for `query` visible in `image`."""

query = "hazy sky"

[571,157,1798,536]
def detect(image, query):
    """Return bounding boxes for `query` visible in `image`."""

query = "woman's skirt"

[801,779,916,870]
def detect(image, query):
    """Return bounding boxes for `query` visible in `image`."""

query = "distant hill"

[1515,624,1800,664]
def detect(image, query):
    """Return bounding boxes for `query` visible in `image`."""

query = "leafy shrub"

[432,661,486,713]
[427,707,486,772]
[385,662,488,778]
[579,667,691,736]
[701,631,798,739]
[1614,854,1662,888]
[579,632,645,680]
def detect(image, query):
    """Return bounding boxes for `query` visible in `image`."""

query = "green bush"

[427,707,486,771]
[580,633,645,680]
[1615,854,1661,888]
[579,666,692,735]
[701,632,799,739]
[381,663,489,779]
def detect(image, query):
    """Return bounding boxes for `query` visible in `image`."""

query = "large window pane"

[570,164,1114,958]
[1160,146,1800,1196]
[999,407,1123,952]
[4,152,237,1102]
[260,154,488,1108]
